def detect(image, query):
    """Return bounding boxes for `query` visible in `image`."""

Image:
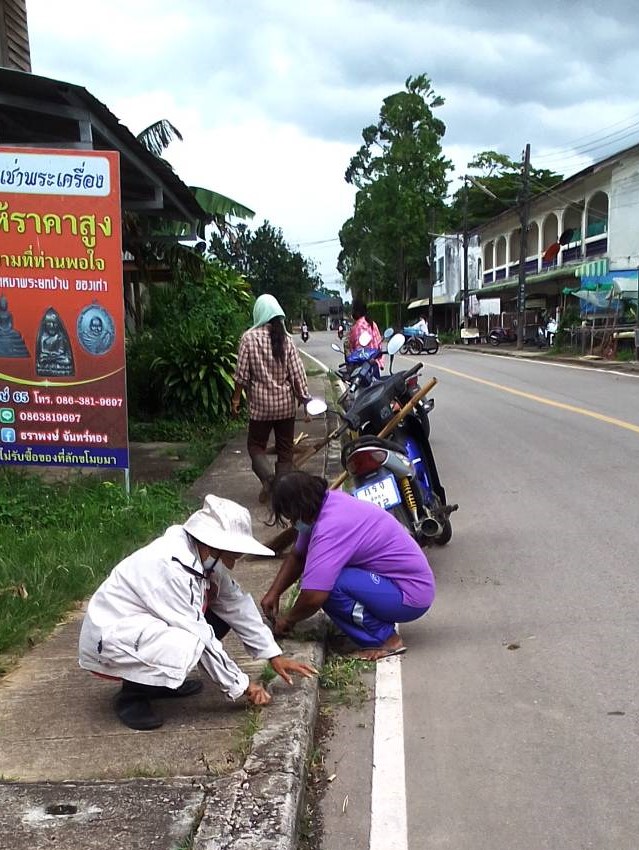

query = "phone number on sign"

[54,396,123,407]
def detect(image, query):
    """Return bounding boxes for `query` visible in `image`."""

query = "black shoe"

[114,693,163,731]
[121,678,204,700]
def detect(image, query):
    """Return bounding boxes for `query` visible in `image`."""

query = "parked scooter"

[487,326,517,346]
[334,363,456,545]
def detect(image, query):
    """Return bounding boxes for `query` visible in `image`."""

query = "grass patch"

[318,655,372,706]
[259,662,278,686]
[0,471,187,669]
[234,706,263,761]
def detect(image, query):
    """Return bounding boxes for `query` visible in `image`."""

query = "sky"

[26,0,639,293]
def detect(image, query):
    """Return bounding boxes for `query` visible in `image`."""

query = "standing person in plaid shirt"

[231,294,310,503]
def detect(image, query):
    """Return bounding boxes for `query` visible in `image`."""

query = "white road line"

[370,656,408,850]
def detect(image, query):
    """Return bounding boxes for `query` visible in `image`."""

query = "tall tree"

[339,74,452,303]
[448,150,563,231]
[210,221,322,322]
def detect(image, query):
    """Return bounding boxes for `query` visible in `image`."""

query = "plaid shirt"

[234,326,309,420]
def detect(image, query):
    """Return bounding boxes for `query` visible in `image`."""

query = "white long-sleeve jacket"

[78,525,281,700]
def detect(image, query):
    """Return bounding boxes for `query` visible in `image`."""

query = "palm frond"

[137,120,183,157]
[189,186,255,220]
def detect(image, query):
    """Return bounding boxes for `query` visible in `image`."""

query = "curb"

[195,638,325,850]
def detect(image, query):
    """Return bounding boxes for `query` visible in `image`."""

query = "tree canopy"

[209,221,323,323]
[448,150,563,231]
[338,75,452,303]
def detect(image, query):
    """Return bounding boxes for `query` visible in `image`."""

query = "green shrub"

[127,262,252,420]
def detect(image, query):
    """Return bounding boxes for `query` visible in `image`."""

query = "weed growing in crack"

[318,655,372,706]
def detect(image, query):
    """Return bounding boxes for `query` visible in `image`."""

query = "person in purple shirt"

[261,471,435,660]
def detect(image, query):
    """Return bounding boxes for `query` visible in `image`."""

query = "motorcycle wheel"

[488,334,500,346]
[425,341,439,355]
[408,337,423,355]
[399,342,410,355]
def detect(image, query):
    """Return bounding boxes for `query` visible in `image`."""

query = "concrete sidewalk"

[0,369,336,850]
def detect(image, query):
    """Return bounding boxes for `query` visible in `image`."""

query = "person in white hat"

[79,494,316,730]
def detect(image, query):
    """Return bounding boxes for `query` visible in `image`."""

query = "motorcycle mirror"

[305,398,327,417]
[358,330,372,347]
[383,327,394,340]
[386,333,405,356]
[331,342,342,353]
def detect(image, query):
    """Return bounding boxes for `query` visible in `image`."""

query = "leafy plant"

[126,261,252,420]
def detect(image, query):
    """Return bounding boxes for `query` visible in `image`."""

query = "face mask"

[202,555,218,572]
[294,520,313,535]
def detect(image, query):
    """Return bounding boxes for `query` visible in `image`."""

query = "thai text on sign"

[0,148,128,469]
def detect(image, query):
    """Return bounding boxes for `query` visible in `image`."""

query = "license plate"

[354,475,401,509]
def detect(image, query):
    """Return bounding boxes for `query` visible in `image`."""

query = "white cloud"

[24,0,639,282]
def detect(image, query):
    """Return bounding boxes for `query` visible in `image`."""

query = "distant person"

[79,494,316,730]
[348,299,383,368]
[232,294,310,503]
[261,472,436,660]
[412,314,430,335]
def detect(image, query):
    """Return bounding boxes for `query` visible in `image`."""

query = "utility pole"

[462,177,469,328]
[517,143,531,350]
[429,208,435,331]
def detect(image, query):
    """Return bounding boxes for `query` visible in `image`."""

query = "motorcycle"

[301,324,309,343]
[337,324,344,340]
[334,362,456,545]
[400,327,440,355]
[487,326,517,346]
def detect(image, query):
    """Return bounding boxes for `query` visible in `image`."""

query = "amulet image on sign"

[36,307,75,377]
[77,304,115,356]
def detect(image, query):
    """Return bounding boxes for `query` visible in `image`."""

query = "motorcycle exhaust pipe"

[421,516,442,537]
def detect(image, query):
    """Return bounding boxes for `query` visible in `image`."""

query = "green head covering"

[251,294,286,328]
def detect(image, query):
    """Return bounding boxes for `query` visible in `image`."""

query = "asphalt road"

[302,332,639,850]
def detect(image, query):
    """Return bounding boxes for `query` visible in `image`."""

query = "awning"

[573,258,609,278]
[408,295,458,309]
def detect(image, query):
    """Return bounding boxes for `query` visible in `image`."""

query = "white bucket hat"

[183,494,274,557]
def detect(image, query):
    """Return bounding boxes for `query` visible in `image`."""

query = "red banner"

[0,147,128,469]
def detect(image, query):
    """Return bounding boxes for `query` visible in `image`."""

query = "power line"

[532,111,639,162]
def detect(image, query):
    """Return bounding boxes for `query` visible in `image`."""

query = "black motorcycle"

[334,363,456,545]
[487,327,517,346]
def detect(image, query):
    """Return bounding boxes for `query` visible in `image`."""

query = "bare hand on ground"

[245,682,272,705]
[273,615,293,637]
[270,655,318,685]
[261,592,280,622]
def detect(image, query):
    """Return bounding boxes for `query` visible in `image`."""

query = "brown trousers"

[247,417,295,474]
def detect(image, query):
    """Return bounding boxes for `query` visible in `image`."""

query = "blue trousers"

[323,567,429,648]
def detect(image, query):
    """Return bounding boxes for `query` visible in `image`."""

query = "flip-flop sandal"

[348,645,407,661]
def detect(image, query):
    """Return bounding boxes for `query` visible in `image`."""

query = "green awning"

[573,258,609,278]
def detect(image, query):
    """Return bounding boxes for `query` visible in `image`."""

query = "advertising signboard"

[0,147,128,470]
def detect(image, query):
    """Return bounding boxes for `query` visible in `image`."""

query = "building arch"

[484,240,494,270]
[586,191,608,237]
[495,235,507,267]
[542,212,559,250]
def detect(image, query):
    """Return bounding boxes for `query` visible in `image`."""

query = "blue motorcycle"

[335,362,455,546]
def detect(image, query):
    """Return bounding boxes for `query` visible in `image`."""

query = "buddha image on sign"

[0,295,30,358]
[36,308,75,377]
[77,304,115,356]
